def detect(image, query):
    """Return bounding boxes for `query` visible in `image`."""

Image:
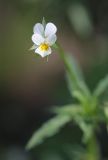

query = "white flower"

[31,22,57,57]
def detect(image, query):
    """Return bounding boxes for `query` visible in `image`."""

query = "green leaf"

[103,104,108,130]
[72,90,88,105]
[104,104,108,119]
[77,119,93,143]
[52,43,58,49]
[62,144,86,160]
[26,115,71,150]
[93,75,108,97]
[52,104,83,117]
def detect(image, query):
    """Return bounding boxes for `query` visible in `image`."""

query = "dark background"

[0,0,108,159]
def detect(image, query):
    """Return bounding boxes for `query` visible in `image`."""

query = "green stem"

[86,133,100,160]
[56,42,79,90]
[57,43,91,102]
[57,43,80,90]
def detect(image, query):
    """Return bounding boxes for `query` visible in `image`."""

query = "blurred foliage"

[26,40,108,160]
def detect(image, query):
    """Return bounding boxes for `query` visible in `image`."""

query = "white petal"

[33,23,44,35]
[46,34,57,46]
[32,33,44,45]
[35,47,52,57]
[45,23,57,37]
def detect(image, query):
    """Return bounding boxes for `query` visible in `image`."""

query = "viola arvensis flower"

[31,20,57,57]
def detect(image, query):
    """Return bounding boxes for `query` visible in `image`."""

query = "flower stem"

[56,42,81,91]
[86,133,100,160]
[56,42,91,101]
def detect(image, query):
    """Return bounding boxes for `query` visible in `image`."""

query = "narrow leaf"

[93,75,108,97]
[52,104,82,117]
[103,104,108,132]
[26,115,71,150]
[77,119,93,143]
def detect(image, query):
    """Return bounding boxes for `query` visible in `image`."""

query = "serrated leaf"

[93,75,108,97]
[26,115,71,150]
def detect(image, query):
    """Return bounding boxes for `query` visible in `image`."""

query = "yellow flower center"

[39,43,49,51]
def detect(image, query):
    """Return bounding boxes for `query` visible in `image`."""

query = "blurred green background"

[0,0,108,159]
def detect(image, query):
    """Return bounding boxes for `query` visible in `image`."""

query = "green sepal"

[29,44,36,50]
[42,17,46,28]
